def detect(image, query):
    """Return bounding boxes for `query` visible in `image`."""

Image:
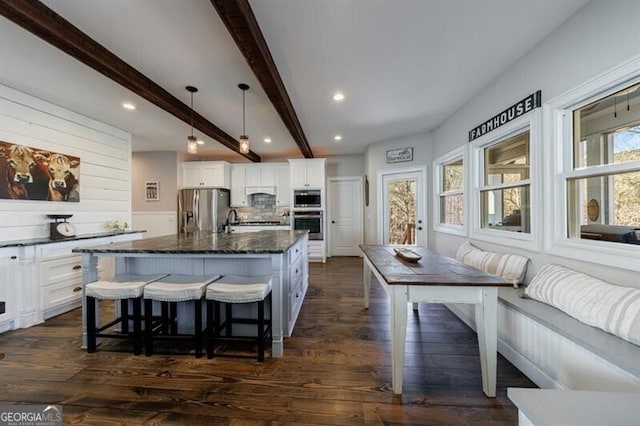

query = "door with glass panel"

[381,169,425,246]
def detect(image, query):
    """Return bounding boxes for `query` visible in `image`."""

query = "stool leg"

[258,299,265,362]
[133,298,142,355]
[170,302,178,335]
[225,303,233,336]
[86,296,97,353]
[144,299,153,356]
[206,299,214,359]
[120,299,129,334]
[161,302,169,334]
[214,301,222,339]
[195,299,203,358]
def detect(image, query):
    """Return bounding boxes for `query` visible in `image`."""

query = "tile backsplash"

[235,194,289,222]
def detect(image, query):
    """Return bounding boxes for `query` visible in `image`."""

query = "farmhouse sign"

[386,147,413,163]
[469,90,541,142]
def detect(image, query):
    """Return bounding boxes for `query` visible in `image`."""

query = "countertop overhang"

[73,230,309,255]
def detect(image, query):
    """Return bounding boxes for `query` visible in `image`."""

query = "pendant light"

[238,83,250,154]
[186,85,198,154]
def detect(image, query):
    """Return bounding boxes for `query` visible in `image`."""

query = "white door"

[380,169,426,246]
[328,177,363,256]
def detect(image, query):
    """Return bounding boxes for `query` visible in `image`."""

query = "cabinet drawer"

[41,254,83,285]
[289,255,303,287]
[289,240,304,265]
[41,276,83,312]
[289,278,303,315]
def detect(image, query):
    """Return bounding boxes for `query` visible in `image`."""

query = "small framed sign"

[386,147,413,164]
[145,181,159,201]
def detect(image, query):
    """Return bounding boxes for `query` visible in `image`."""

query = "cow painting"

[0,140,80,202]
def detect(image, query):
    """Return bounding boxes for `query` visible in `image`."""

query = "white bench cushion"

[456,242,528,287]
[525,264,640,347]
[86,274,168,300]
[143,275,220,302]
[206,275,272,303]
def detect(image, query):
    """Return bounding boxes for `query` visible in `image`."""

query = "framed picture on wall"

[386,147,413,163]
[145,181,159,201]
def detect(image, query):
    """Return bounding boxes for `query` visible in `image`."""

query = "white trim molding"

[433,145,467,237]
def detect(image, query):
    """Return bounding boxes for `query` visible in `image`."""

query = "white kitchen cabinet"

[40,253,84,320]
[245,164,277,187]
[276,164,290,207]
[0,248,18,333]
[288,158,326,188]
[230,165,247,207]
[308,240,326,263]
[182,161,231,188]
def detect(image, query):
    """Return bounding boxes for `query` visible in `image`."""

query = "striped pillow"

[456,242,528,287]
[525,264,640,347]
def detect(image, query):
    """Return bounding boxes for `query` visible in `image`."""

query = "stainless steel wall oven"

[292,210,323,240]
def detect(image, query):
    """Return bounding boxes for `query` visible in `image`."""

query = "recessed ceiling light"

[332,92,345,102]
[264,138,272,143]
[122,102,136,110]
[196,139,204,145]
[334,135,342,141]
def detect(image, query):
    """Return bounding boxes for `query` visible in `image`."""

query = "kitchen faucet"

[227,209,238,225]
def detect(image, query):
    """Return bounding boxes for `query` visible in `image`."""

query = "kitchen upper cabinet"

[245,164,276,187]
[182,161,231,189]
[230,165,247,207]
[276,165,290,207]
[288,158,326,188]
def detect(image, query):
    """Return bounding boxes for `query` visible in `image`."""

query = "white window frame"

[545,56,640,272]
[433,146,467,236]
[470,110,542,251]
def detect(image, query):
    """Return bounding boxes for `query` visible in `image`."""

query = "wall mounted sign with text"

[386,147,413,163]
[468,90,541,142]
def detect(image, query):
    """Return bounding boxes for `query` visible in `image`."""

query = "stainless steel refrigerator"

[178,188,230,234]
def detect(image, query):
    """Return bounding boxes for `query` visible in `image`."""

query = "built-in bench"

[500,287,640,382]
[451,242,640,391]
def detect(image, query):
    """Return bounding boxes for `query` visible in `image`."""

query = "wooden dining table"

[360,245,511,396]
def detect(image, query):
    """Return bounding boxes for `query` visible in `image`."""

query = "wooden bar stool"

[143,274,220,357]
[205,275,272,362]
[85,274,167,354]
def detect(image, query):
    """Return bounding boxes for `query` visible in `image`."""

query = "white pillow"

[456,242,528,287]
[525,264,640,347]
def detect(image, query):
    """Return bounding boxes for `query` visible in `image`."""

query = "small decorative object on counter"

[108,220,129,232]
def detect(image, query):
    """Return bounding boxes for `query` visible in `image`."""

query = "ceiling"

[0,0,589,163]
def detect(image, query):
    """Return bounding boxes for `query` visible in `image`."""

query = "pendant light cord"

[190,91,194,137]
[242,89,246,135]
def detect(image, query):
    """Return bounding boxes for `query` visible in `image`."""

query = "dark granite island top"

[0,230,144,248]
[72,230,308,254]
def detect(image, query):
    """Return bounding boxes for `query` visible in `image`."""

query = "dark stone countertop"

[73,230,309,255]
[0,230,145,248]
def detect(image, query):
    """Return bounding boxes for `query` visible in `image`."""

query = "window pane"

[481,185,530,233]
[440,194,463,225]
[567,171,640,245]
[443,159,463,192]
[574,82,640,169]
[484,131,529,184]
[387,179,416,245]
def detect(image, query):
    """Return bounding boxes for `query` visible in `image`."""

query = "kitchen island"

[73,230,309,357]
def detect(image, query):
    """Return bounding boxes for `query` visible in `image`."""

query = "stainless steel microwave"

[293,189,321,208]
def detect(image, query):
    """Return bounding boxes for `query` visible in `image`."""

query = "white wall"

[364,132,433,244]
[0,84,131,242]
[430,0,640,287]
[325,155,365,178]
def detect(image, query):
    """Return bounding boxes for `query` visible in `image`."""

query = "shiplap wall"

[0,84,131,242]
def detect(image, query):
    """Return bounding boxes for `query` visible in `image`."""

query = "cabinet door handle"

[72,265,82,270]
[295,269,299,274]
[10,256,17,259]
[73,286,83,292]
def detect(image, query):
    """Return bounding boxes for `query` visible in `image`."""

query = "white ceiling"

[0,0,589,162]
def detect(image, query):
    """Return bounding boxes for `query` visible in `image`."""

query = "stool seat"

[206,275,272,303]
[144,275,220,302]
[86,274,167,300]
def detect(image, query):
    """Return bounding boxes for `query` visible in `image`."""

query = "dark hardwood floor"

[0,257,535,425]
